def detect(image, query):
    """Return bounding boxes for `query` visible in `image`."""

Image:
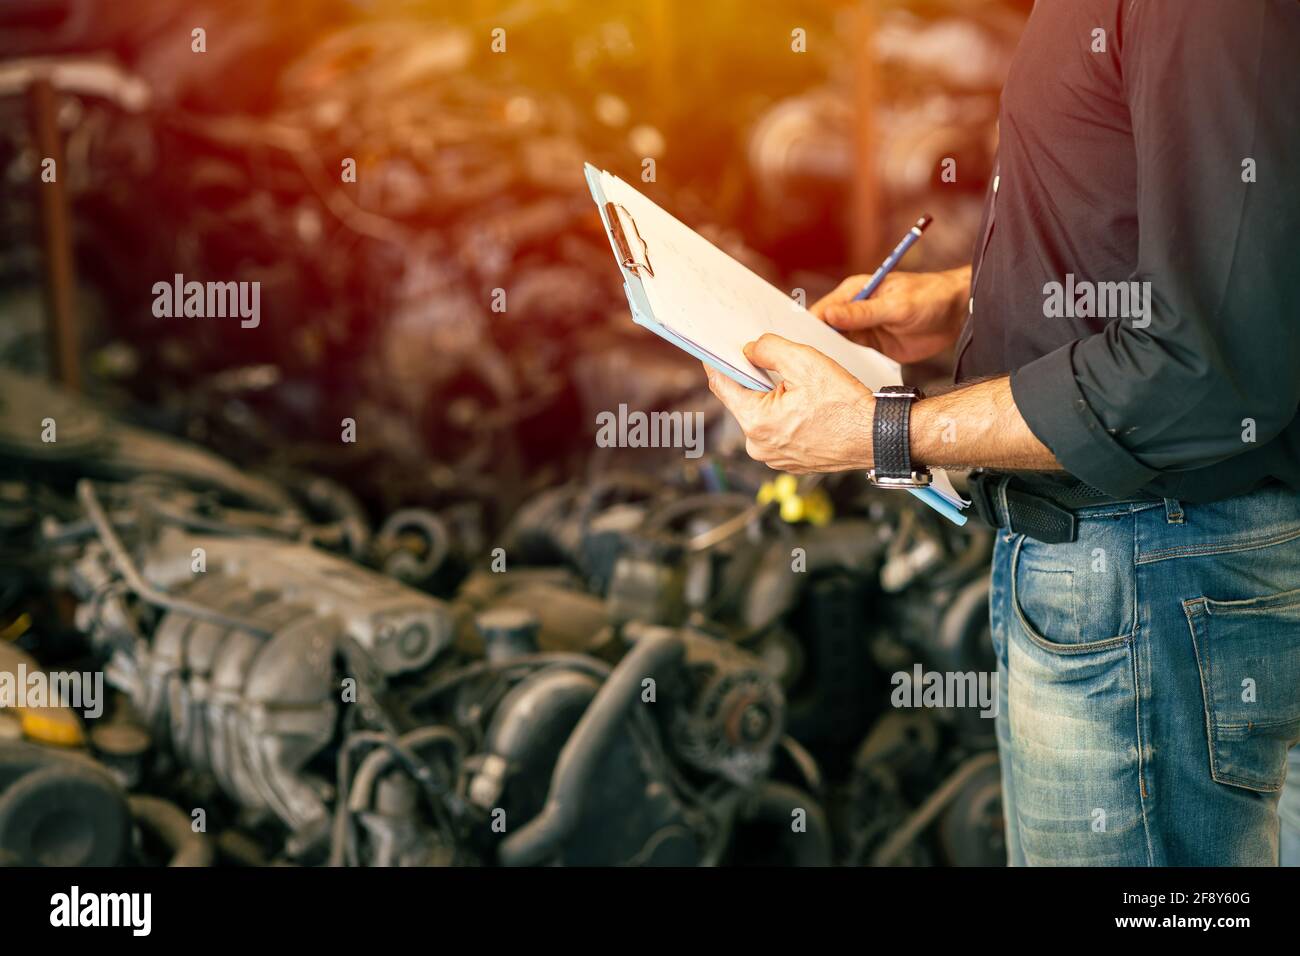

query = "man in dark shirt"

[706,0,1300,864]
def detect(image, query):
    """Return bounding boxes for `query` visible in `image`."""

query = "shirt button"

[969,297,975,315]
[993,175,1001,193]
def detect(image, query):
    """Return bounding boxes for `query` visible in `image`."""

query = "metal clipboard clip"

[605,202,654,278]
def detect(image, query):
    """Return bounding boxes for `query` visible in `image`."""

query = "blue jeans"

[989,484,1300,865]
[1281,747,1300,865]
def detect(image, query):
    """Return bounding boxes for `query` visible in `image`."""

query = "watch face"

[869,471,933,489]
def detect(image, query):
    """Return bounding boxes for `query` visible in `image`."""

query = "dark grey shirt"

[954,0,1300,503]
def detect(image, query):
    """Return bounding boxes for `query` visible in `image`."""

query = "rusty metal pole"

[849,2,881,272]
[648,0,675,134]
[29,77,81,391]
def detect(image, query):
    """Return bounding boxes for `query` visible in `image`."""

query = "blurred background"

[0,0,1032,868]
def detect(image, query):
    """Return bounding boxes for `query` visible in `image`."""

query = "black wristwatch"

[868,385,932,488]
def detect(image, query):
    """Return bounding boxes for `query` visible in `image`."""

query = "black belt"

[966,471,1141,544]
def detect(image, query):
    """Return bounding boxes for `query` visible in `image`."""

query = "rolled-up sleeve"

[1010,0,1300,498]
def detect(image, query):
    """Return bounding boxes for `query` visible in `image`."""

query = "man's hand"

[704,333,874,474]
[810,267,970,364]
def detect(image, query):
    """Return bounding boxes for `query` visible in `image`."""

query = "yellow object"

[804,492,833,527]
[0,612,31,642]
[19,709,85,747]
[757,475,834,526]
[0,643,86,747]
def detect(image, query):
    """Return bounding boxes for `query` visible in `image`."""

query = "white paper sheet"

[590,166,968,516]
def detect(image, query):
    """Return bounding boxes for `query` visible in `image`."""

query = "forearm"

[908,376,1060,471]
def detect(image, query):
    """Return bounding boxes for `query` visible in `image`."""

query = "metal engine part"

[68,520,456,843]
[659,628,785,788]
[0,740,131,867]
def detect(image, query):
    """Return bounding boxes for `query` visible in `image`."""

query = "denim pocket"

[1183,587,1300,792]
[1010,535,1131,654]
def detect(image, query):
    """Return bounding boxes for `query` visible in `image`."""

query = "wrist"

[910,397,954,467]
[857,392,876,470]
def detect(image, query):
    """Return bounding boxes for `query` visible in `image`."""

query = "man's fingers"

[704,363,764,421]
[820,299,895,331]
[837,327,883,352]
[741,333,818,378]
[813,273,920,331]
[809,274,871,318]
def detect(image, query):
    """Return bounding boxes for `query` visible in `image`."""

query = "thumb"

[742,333,816,379]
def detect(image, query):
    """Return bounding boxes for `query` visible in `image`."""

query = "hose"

[471,669,602,813]
[642,492,754,535]
[127,795,214,867]
[779,735,825,797]
[76,480,273,639]
[348,726,466,814]
[498,629,686,866]
[408,652,611,707]
[329,730,389,867]
[330,726,466,866]
[869,750,1000,866]
[735,781,834,867]
[480,670,600,770]
[300,476,372,558]
[375,508,450,581]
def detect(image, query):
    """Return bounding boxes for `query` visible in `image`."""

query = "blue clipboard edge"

[584,164,966,526]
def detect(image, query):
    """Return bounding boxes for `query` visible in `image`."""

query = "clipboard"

[585,163,968,525]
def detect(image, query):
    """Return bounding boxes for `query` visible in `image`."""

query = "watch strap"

[872,391,913,480]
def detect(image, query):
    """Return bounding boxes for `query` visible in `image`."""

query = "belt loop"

[1163,498,1184,524]
[996,475,1013,528]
